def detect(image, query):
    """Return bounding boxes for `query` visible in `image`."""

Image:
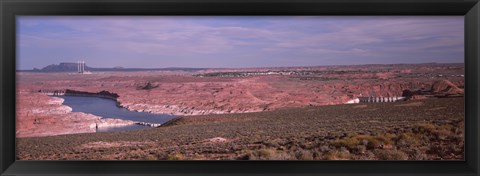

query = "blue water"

[56,96,176,132]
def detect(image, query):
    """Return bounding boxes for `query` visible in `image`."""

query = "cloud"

[17,16,464,69]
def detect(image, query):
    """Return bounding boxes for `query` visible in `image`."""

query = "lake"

[56,96,176,132]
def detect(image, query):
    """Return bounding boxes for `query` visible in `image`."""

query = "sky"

[17,16,464,70]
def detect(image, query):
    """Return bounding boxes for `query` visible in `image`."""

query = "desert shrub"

[395,132,422,147]
[238,149,274,160]
[268,152,296,160]
[318,145,331,152]
[433,129,451,140]
[457,121,465,131]
[331,133,395,150]
[295,150,314,160]
[434,124,454,139]
[125,149,147,159]
[143,155,157,160]
[331,138,359,149]
[324,150,351,160]
[426,145,446,156]
[354,145,367,154]
[437,124,454,131]
[374,149,408,160]
[411,149,428,160]
[236,154,250,160]
[311,149,323,159]
[346,132,357,137]
[191,155,208,160]
[414,123,457,140]
[240,148,296,160]
[167,153,185,160]
[256,149,276,158]
[357,134,395,149]
[289,145,299,151]
[415,123,436,133]
[264,139,283,148]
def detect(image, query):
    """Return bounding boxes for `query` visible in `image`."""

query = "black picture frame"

[1,0,479,175]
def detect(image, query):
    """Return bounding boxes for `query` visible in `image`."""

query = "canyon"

[16,63,464,138]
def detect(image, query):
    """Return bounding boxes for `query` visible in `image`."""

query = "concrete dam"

[347,96,407,104]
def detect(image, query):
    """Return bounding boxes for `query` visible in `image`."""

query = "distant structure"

[77,61,84,73]
[346,98,360,104]
[346,96,407,104]
[38,89,66,96]
[358,96,406,103]
[77,60,92,74]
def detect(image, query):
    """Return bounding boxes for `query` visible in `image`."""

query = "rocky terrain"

[16,91,138,138]
[16,97,464,160]
[16,63,464,138]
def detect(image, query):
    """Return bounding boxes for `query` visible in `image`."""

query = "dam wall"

[39,89,66,96]
[358,96,406,103]
[135,122,162,127]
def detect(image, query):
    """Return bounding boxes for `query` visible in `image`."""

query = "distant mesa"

[22,62,206,72]
[40,62,91,72]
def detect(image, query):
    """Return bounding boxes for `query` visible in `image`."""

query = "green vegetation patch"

[331,133,396,149]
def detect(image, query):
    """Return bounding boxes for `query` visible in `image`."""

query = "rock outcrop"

[430,79,464,95]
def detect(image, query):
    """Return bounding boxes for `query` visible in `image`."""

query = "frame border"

[1,0,479,176]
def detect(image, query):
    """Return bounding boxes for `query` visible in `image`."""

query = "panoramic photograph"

[16,16,464,160]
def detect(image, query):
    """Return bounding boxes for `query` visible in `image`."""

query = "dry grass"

[395,101,424,107]
[167,153,185,160]
[415,123,454,139]
[324,151,351,160]
[143,155,157,160]
[238,148,305,160]
[353,105,368,109]
[415,123,437,133]
[295,150,314,160]
[331,138,360,149]
[395,132,422,146]
[374,149,409,160]
[331,134,395,149]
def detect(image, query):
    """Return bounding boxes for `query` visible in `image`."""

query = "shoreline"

[45,89,265,116]
[56,94,175,127]
[16,94,139,138]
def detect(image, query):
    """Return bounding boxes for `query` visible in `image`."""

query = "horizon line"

[16,62,465,72]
